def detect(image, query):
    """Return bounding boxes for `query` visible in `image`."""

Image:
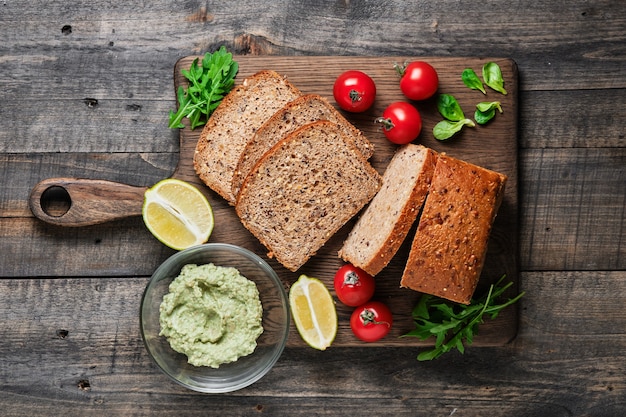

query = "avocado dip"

[159,263,263,368]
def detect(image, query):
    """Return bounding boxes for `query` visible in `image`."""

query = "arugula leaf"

[482,62,507,95]
[168,46,239,130]
[474,101,503,125]
[461,68,486,94]
[402,275,524,361]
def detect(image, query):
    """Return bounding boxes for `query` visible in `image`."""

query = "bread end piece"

[400,154,507,304]
[339,144,438,276]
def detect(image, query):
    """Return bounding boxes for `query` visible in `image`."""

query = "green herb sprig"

[402,275,524,361]
[168,46,239,130]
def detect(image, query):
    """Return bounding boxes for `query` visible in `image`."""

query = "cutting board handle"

[29,178,148,227]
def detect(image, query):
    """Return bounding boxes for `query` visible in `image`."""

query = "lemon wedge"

[289,274,338,350]
[142,178,214,250]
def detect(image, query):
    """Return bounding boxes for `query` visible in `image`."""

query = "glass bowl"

[140,243,290,393]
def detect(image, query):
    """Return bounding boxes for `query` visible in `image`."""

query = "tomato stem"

[374,117,395,131]
[349,89,363,104]
[393,61,408,77]
[343,271,360,287]
[360,308,391,327]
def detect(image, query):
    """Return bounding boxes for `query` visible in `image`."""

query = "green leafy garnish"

[168,46,239,130]
[402,275,524,361]
[433,119,475,140]
[437,93,466,121]
[482,62,507,95]
[433,94,475,140]
[474,101,503,125]
[461,68,486,94]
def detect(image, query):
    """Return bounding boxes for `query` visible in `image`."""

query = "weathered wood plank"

[520,147,626,271]
[0,100,179,154]
[1,0,625,95]
[2,147,624,274]
[0,271,623,416]
[2,89,625,154]
[519,89,626,149]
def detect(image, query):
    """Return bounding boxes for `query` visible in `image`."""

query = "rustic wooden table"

[1,1,624,415]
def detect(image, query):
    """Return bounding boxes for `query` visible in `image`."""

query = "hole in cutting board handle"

[39,185,72,217]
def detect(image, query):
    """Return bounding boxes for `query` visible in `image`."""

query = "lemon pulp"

[142,179,214,250]
[289,274,337,350]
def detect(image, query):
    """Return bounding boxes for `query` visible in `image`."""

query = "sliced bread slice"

[230,94,374,199]
[339,144,438,276]
[235,120,382,272]
[400,154,507,304]
[193,70,302,204]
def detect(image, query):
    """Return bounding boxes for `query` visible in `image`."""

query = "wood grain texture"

[17,56,521,345]
[0,272,623,416]
[1,0,625,415]
[3,149,621,276]
[176,55,521,346]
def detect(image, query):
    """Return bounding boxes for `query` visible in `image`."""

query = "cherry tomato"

[350,301,393,342]
[396,61,439,101]
[376,101,422,144]
[333,264,375,307]
[333,70,376,113]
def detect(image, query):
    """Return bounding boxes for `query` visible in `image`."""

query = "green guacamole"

[159,263,263,368]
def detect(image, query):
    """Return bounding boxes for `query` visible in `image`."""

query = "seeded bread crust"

[231,94,374,199]
[339,144,438,276]
[235,120,382,272]
[193,70,302,204]
[400,154,507,304]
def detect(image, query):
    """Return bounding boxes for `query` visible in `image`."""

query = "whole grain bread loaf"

[193,70,302,204]
[400,154,507,304]
[235,120,382,272]
[231,94,374,199]
[339,144,438,276]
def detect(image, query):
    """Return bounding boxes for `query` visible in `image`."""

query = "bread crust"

[339,144,438,276]
[401,154,507,304]
[193,70,301,203]
[235,120,381,271]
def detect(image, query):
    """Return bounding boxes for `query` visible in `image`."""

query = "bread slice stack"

[193,70,379,272]
[231,94,374,199]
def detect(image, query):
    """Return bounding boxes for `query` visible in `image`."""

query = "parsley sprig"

[403,275,524,361]
[168,46,238,130]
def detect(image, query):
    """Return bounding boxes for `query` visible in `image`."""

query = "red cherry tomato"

[350,301,393,342]
[376,101,422,144]
[333,264,375,307]
[396,61,439,101]
[333,70,376,113]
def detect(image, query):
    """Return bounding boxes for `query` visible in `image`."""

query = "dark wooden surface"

[1,1,624,415]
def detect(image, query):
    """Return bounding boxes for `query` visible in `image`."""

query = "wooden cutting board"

[30,56,519,348]
[174,56,520,348]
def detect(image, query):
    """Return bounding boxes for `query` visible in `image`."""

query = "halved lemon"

[142,178,214,250]
[289,274,338,350]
